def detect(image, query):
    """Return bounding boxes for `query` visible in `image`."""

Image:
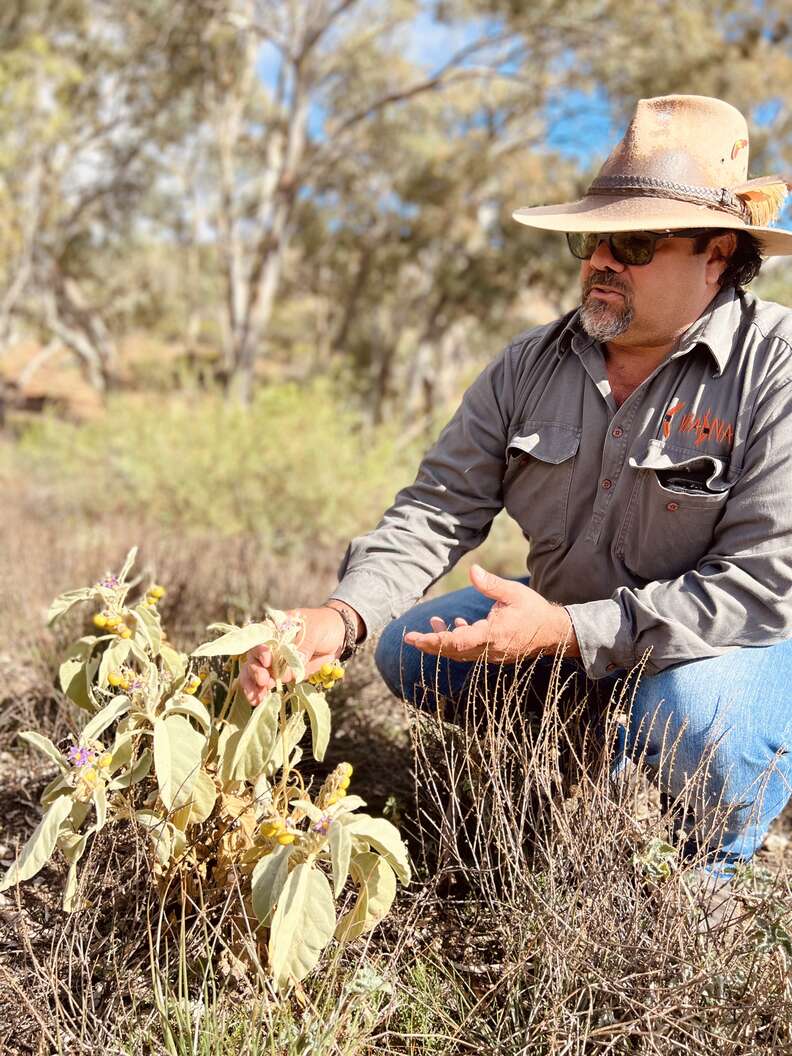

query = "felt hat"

[513,95,792,255]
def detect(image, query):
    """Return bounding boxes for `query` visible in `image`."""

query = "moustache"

[582,273,631,299]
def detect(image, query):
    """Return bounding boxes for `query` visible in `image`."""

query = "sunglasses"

[566,229,713,266]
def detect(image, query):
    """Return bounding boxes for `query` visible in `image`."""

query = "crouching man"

[243,95,792,893]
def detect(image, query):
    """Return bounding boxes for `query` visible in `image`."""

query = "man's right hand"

[240,606,351,707]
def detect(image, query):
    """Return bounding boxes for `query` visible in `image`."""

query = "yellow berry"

[93,614,108,629]
[105,615,121,629]
[325,793,340,806]
[149,585,166,599]
[108,671,124,687]
[319,662,334,678]
[276,833,297,845]
[339,763,353,778]
[98,753,113,770]
[260,819,285,838]
[184,676,200,695]
[339,776,351,791]
[119,627,132,639]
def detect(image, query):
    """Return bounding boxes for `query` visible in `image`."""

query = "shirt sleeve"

[566,376,792,679]
[328,343,517,638]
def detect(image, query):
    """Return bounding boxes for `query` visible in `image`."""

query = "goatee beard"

[579,274,634,341]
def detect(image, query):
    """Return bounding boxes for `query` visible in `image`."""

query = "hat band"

[586,175,750,223]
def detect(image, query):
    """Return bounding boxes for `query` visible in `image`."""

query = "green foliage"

[9,381,424,552]
[2,548,410,989]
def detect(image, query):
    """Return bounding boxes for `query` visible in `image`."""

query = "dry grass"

[2,486,792,1055]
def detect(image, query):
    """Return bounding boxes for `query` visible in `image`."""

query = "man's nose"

[589,238,626,272]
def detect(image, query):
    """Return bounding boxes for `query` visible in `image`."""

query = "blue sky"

[256,10,614,166]
[256,7,790,225]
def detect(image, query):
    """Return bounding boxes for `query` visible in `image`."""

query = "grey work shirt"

[330,287,792,679]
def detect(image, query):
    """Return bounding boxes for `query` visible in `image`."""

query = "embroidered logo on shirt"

[662,400,686,438]
[661,400,734,449]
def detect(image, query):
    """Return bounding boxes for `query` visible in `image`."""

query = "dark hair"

[692,228,764,289]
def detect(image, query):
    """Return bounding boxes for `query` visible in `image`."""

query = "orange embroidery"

[678,407,734,449]
[662,400,686,439]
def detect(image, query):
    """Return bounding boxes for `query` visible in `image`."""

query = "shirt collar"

[673,286,742,376]
[560,285,743,376]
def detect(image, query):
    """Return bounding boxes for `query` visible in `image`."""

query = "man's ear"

[705,231,737,286]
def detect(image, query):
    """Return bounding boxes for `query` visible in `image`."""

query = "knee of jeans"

[374,619,416,700]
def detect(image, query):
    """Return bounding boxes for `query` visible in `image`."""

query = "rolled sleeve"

[329,342,520,637]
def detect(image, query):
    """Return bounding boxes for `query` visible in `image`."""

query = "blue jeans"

[375,579,792,871]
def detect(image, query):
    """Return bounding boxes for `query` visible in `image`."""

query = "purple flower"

[68,745,95,767]
[99,574,120,589]
[312,815,331,836]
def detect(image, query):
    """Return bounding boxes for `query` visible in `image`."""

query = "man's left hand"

[403,564,580,661]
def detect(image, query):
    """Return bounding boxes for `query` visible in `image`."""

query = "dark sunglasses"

[566,229,713,266]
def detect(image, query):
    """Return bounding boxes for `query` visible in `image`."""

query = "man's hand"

[403,564,579,662]
[240,606,350,706]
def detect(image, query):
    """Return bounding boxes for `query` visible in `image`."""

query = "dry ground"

[3,482,792,1054]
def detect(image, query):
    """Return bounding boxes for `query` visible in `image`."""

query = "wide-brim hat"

[513,95,792,256]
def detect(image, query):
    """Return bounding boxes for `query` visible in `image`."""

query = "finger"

[240,668,268,707]
[249,644,273,666]
[404,624,489,657]
[250,662,274,688]
[469,563,525,604]
[429,616,447,632]
[242,664,273,698]
[453,617,469,627]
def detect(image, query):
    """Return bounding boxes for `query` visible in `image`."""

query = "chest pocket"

[618,439,733,582]
[503,420,581,552]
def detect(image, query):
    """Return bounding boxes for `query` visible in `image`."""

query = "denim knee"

[375,616,424,701]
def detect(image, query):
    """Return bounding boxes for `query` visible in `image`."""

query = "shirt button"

[602,479,613,490]
[666,501,679,512]
[611,427,623,438]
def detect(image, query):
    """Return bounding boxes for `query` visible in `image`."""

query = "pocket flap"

[629,439,730,493]
[507,421,581,465]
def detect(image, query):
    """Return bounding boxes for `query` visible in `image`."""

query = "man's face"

[578,233,728,349]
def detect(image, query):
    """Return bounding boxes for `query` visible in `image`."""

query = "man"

[243,95,792,880]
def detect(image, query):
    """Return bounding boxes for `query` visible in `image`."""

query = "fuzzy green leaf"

[278,642,305,684]
[153,715,205,811]
[0,795,74,890]
[265,712,306,778]
[192,623,276,658]
[336,853,397,942]
[230,692,279,781]
[268,863,336,988]
[135,602,162,654]
[160,643,187,680]
[329,820,352,898]
[109,748,152,790]
[164,693,212,734]
[19,732,68,772]
[182,768,217,825]
[47,588,96,626]
[81,695,130,742]
[216,690,252,782]
[58,638,96,710]
[94,782,107,831]
[251,844,294,927]
[118,547,138,583]
[98,639,131,689]
[293,685,330,761]
[344,816,411,885]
